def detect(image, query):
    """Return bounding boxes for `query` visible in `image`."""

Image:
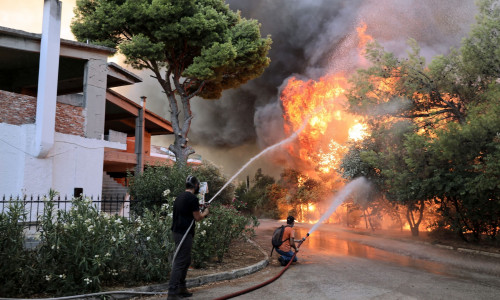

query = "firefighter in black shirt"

[168,175,209,299]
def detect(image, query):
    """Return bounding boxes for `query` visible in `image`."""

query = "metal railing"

[0,194,133,229]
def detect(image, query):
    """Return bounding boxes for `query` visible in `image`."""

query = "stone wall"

[0,90,85,136]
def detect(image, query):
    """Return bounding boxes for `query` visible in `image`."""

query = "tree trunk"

[169,134,194,168]
[363,209,369,229]
[151,65,201,167]
[406,199,425,237]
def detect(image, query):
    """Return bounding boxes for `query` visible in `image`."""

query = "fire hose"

[171,204,208,268]
[171,118,310,268]
[214,233,310,300]
[171,115,316,294]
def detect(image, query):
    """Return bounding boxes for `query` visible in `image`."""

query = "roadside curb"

[426,242,500,258]
[455,247,500,258]
[343,228,500,259]
[186,236,270,288]
[106,237,270,299]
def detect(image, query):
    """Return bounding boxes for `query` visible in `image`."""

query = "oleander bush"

[192,204,258,268]
[0,201,32,296]
[1,161,256,297]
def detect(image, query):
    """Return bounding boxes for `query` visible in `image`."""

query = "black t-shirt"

[171,191,200,236]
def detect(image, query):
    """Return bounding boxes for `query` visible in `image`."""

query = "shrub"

[1,159,253,297]
[128,162,255,268]
[191,204,258,268]
[128,164,189,214]
[33,197,175,295]
[0,200,31,296]
[194,163,235,205]
[128,162,235,213]
[35,198,131,294]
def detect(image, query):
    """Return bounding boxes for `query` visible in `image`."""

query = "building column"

[34,0,61,158]
[83,58,108,139]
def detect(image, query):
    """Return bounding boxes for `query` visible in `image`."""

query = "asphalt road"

[186,220,500,300]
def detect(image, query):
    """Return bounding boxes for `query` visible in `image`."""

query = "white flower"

[111,236,116,242]
[105,252,111,257]
[84,278,92,285]
[88,225,94,232]
[115,218,122,224]
[146,236,151,241]
[162,189,171,197]
[111,269,118,276]
[45,275,51,281]
[135,240,138,244]
[59,274,66,279]
[136,226,141,232]
[201,230,206,236]
[94,254,99,258]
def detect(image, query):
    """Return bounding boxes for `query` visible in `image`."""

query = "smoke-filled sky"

[0,0,478,179]
[188,0,477,178]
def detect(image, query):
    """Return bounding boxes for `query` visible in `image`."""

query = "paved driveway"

[188,220,500,300]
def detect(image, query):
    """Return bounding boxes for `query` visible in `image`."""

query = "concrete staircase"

[101,172,128,214]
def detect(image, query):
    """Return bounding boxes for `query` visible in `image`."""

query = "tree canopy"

[341,0,500,240]
[71,0,272,164]
[347,0,500,128]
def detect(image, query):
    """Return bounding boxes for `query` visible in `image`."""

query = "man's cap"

[186,175,200,188]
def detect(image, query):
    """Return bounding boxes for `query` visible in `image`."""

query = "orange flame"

[356,22,373,51]
[277,22,374,223]
[281,74,352,174]
[348,122,369,141]
[280,22,374,176]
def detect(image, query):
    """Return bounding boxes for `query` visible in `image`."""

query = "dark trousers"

[168,231,193,294]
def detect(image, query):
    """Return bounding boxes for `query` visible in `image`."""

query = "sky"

[0,0,479,181]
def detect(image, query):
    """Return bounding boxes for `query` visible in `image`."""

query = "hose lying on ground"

[214,235,308,300]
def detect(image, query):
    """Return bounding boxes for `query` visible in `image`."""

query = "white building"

[0,0,137,197]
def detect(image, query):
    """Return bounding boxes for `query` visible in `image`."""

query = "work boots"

[278,256,287,266]
[167,293,181,300]
[177,287,193,298]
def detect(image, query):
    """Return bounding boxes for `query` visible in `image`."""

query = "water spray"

[173,106,351,297]
[307,176,368,235]
[281,177,369,251]
[172,117,310,268]
[215,176,369,299]
[206,119,309,205]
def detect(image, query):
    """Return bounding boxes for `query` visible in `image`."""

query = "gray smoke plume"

[143,0,477,177]
[189,0,476,150]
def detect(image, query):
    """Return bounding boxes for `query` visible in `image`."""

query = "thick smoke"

[189,0,476,152]
[143,0,476,177]
[190,0,364,147]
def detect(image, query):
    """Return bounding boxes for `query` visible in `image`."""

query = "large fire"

[276,22,442,232]
[280,22,373,177]
[280,74,354,173]
[277,22,373,223]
